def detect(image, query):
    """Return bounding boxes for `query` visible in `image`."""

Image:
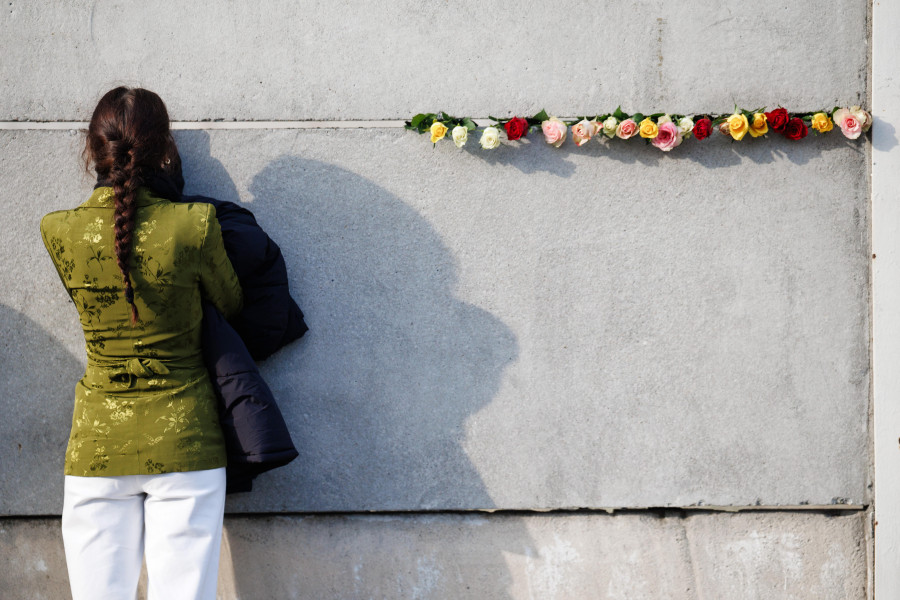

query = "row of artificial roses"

[406,107,872,152]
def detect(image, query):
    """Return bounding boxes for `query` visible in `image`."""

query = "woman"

[40,87,243,600]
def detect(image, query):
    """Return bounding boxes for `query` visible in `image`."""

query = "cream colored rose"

[849,106,872,132]
[657,114,672,125]
[602,116,618,139]
[678,116,694,138]
[451,125,468,148]
[480,126,501,149]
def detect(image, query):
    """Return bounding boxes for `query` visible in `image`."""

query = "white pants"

[62,467,226,600]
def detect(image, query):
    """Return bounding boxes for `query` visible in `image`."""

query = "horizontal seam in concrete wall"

[226,506,869,517]
[0,505,869,520]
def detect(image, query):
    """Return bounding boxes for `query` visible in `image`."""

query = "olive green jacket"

[40,186,243,476]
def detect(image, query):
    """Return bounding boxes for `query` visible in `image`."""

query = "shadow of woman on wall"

[0,304,82,517]
[239,153,519,512]
[176,133,533,597]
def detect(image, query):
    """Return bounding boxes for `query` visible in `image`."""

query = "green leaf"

[613,106,628,120]
[462,117,477,131]
[632,113,645,123]
[532,109,550,123]
[409,114,428,129]
[412,113,437,133]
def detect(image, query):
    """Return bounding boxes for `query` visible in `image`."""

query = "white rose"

[678,116,694,138]
[480,126,501,149]
[451,125,468,148]
[602,116,618,139]
[657,114,672,125]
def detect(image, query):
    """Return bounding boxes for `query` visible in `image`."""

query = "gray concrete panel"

[1,128,869,515]
[0,1,868,121]
[0,511,869,599]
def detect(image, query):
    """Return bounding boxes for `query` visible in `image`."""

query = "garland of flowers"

[405,106,872,152]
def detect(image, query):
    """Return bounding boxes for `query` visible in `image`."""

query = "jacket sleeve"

[199,205,243,320]
[39,214,71,292]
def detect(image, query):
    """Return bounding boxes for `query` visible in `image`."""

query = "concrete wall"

[0,0,872,597]
[1,511,870,600]
[1,1,868,120]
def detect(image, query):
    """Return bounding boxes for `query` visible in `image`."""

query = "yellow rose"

[811,112,834,133]
[639,118,659,139]
[430,121,448,143]
[727,113,749,141]
[748,113,768,138]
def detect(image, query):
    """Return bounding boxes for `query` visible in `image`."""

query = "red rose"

[784,117,808,140]
[504,117,529,141]
[764,107,790,133]
[693,118,712,141]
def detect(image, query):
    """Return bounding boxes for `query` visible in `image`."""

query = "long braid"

[110,140,141,324]
[84,87,175,325]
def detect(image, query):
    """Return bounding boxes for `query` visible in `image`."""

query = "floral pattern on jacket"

[40,186,243,476]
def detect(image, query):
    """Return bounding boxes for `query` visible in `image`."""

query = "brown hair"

[83,87,177,324]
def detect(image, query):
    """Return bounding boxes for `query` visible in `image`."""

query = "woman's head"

[84,87,175,179]
[84,87,177,324]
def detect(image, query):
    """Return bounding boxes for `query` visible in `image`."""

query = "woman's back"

[41,185,242,476]
[41,186,242,362]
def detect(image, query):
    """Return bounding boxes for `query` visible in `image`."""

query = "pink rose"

[571,119,595,146]
[651,121,682,152]
[615,118,638,139]
[541,117,567,148]
[834,108,862,139]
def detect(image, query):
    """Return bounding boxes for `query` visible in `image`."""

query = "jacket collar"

[91,171,185,206]
[80,186,169,209]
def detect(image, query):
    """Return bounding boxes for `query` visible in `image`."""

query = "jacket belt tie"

[103,358,173,387]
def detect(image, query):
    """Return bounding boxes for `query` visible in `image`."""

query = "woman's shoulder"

[147,199,216,246]
[159,199,216,229]
[41,188,115,232]
[39,207,79,240]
